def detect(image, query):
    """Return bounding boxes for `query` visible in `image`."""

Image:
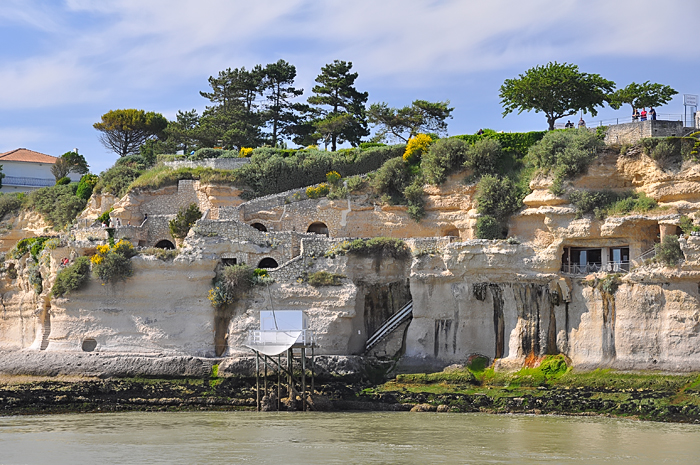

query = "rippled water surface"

[2,411,700,464]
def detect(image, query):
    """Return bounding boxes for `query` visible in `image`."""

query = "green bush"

[475,175,521,219]
[326,237,411,259]
[464,138,501,176]
[94,164,142,198]
[116,154,151,170]
[307,271,344,286]
[76,174,99,201]
[55,176,71,185]
[51,256,91,297]
[403,179,425,221]
[97,208,113,225]
[567,190,620,219]
[655,235,683,266]
[168,203,202,239]
[208,264,255,307]
[28,263,42,294]
[642,137,696,165]
[679,215,700,235]
[475,215,505,240]
[127,166,238,192]
[92,240,136,283]
[605,192,657,217]
[372,157,412,202]
[421,138,469,185]
[139,247,179,261]
[454,131,545,156]
[9,237,50,260]
[23,184,87,230]
[189,148,238,160]
[528,129,603,188]
[0,193,22,220]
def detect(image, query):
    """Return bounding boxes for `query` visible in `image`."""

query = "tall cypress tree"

[308,60,369,151]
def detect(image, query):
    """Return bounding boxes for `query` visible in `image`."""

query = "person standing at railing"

[578,117,586,128]
[641,108,647,121]
[650,107,656,120]
[633,108,640,121]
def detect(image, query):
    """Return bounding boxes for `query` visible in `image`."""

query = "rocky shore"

[3,373,700,423]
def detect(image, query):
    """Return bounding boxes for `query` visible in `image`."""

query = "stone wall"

[604,120,687,145]
[163,158,250,170]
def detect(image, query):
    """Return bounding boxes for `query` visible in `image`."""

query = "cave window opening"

[257,257,279,269]
[82,338,97,352]
[561,247,603,274]
[222,258,237,267]
[251,223,267,232]
[154,239,175,250]
[307,222,329,236]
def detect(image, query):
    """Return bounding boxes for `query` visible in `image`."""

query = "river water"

[1,411,700,464]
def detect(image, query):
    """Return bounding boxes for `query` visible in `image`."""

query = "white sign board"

[684,94,698,106]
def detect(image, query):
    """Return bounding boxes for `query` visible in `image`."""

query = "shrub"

[421,138,469,185]
[76,174,99,201]
[605,192,657,217]
[372,157,412,202]
[403,134,433,164]
[655,235,683,266]
[306,183,330,199]
[567,190,620,219]
[325,237,411,259]
[97,208,113,225]
[239,147,253,158]
[56,176,71,185]
[94,164,142,198]
[190,148,224,160]
[528,129,603,188]
[475,175,521,219]
[346,175,366,192]
[127,166,238,192]
[0,193,22,220]
[139,247,179,261]
[326,170,341,186]
[475,215,504,240]
[403,179,425,221]
[23,184,87,230]
[28,263,42,294]
[91,239,136,283]
[307,271,344,286]
[464,138,502,176]
[642,137,696,165]
[169,203,202,239]
[9,237,51,260]
[51,256,91,297]
[208,264,255,307]
[679,215,700,236]
[116,154,151,170]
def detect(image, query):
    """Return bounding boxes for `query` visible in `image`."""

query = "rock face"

[5,144,700,375]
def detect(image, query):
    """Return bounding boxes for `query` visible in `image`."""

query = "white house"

[0,148,81,193]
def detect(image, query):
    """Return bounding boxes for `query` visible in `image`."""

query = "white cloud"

[0,0,695,110]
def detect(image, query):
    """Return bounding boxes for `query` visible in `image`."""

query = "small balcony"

[561,261,630,275]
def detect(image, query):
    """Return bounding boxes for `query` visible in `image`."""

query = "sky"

[1,0,699,173]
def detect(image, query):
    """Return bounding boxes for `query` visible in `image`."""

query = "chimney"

[73,148,79,154]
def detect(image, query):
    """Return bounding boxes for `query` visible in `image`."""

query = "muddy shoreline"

[2,376,700,423]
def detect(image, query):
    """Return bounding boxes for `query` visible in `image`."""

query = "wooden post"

[311,345,315,394]
[287,348,293,402]
[264,356,268,396]
[277,354,281,412]
[255,352,260,412]
[301,347,306,412]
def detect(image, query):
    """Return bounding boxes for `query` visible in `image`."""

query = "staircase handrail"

[365,300,413,351]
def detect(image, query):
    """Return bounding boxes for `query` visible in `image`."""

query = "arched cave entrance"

[251,222,268,232]
[443,227,460,238]
[82,338,97,352]
[307,222,329,236]
[154,239,176,250]
[257,257,279,269]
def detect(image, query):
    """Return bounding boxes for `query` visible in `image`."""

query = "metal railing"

[560,261,630,275]
[2,176,55,187]
[554,114,687,129]
[247,329,315,346]
[365,300,413,352]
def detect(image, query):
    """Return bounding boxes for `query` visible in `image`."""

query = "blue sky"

[1,0,698,173]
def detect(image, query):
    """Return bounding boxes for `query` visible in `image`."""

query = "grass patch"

[307,271,345,286]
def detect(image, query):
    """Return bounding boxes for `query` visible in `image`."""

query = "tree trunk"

[547,117,555,131]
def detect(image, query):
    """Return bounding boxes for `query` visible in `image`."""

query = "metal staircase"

[39,316,51,350]
[365,300,413,352]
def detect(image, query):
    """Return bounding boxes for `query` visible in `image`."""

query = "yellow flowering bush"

[306,183,330,199]
[403,134,433,164]
[326,171,341,185]
[239,147,253,158]
[91,239,136,283]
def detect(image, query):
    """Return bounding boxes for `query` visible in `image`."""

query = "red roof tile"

[0,148,57,164]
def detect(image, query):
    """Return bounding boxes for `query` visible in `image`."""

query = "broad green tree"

[50,151,89,181]
[94,109,168,157]
[610,81,678,113]
[261,60,305,146]
[308,60,369,151]
[198,66,265,149]
[499,62,615,130]
[368,99,454,142]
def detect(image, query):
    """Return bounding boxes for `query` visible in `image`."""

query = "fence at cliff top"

[554,114,688,129]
